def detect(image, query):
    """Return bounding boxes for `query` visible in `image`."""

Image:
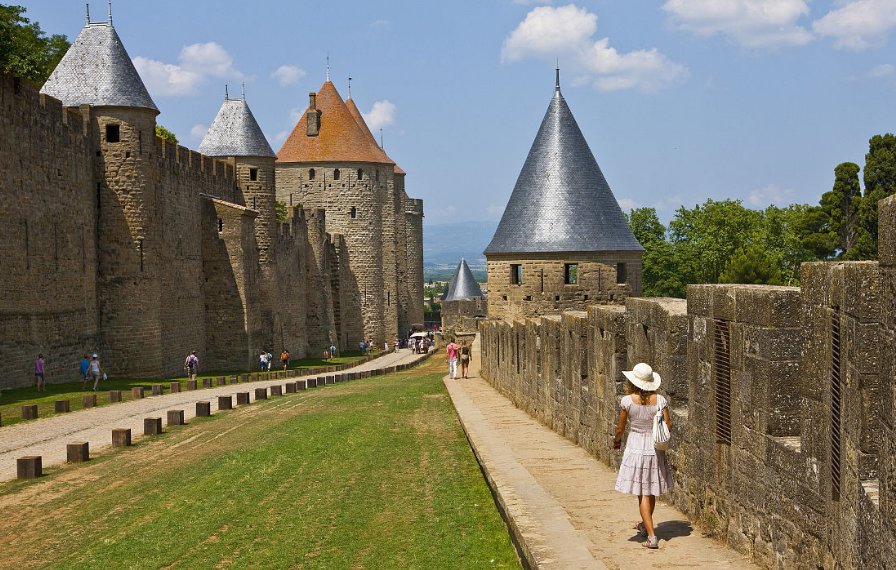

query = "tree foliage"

[155,125,178,144]
[0,5,69,85]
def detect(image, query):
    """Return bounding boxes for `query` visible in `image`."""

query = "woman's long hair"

[626,380,655,405]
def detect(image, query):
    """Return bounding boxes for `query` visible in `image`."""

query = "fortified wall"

[479,197,896,570]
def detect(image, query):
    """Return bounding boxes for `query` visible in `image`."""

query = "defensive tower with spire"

[484,69,643,321]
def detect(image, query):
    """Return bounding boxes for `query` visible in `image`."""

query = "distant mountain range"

[423,220,497,278]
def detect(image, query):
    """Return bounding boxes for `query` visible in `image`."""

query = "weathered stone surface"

[111,428,131,447]
[66,442,89,463]
[167,410,184,426]
[196,401,211,417]
[143,417,162,435]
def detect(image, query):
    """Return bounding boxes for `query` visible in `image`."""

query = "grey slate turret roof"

[40,21,158,112]
[198,96,276,158]
[442,259,483,301]
[484,73,642,255]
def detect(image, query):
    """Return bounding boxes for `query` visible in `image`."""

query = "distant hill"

[423,220,497,280]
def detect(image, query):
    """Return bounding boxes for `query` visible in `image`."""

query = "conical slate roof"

[277,81,393,164]
[440,264,459,301]
[443,259,483,301]
[40,21,158,112]
[198,96,276,158]
[484,74,641,255]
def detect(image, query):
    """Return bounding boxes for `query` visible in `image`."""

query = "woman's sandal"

[633,522,646,535]
[642,535,658,549]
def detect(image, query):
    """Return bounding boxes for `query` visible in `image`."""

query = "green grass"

[0,351,373,428]
[0,362,521,569]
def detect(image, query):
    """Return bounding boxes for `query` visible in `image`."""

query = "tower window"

[333,168,341,180]
[616,263,627,284]
[357,168,363,180]
[350,207,357,219]
[511,264,522,285]
[106,124,120,143]
[309,168,315,180]
[218,219,223,233]
[249,168,258,181]
[565,264,578,284]
[376,170,380,182]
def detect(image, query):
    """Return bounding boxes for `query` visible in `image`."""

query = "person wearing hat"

[88,354,103,391]
[612,362,673,549]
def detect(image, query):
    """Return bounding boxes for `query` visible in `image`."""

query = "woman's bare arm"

[613,408,627,449]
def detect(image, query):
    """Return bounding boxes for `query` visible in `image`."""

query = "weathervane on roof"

[108,1,112,25]
[326,54,330,82]
[241,82,245,100]
[225,85,229,100]
[348,75,352,98]
[85,4,90,25]
[556,59,560,93]
[380,128,384,149]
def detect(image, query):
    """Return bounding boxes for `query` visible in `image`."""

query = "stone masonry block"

[67,442,89,463]
[842,262,881,323]
[21,405,37,420]
[17,456,41,479]
[196,401,211,417]
[878,194,896,266]
[144,417,162,435]
[218,395,232,410]
[54,400,70,413]
[167,410,185,425]
[109,390,122,402]
[236,392,250,405]
[112,428,131,447]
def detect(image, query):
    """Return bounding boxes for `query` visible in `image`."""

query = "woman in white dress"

[612,363,674,549]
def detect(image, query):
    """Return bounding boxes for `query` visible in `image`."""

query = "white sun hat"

[622,362,662,392]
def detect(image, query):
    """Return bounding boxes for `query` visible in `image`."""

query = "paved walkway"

[445,336,758,570]
[0,349,426,482]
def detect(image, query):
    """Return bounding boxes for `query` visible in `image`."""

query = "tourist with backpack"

[184,351,199,382]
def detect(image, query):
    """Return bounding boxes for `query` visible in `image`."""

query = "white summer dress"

[614,394,674,496]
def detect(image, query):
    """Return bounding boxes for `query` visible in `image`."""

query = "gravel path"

[0,349,426,482]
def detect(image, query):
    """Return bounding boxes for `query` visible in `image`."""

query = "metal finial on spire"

[108,0,112,24]
[555,61,560,93]
[86,3,90,25]
[225,84,229,100]
[326,54,330,81]
[241,82,245,100]
[380,128,384,149]
[348,75,352,98]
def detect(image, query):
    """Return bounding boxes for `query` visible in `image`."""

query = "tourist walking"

[265,350,273,371]
[80,355,90,390]
[88,354,103,391]
[612,362,673,549]
[184,351,199,382]
[459,341,471,379]
[34,354,46,392]
[446,338,460,379]
[281,349,290,371]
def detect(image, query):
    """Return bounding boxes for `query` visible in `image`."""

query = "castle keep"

[0,15,423,385]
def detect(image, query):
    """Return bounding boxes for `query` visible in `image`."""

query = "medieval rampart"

[480,233,896,569]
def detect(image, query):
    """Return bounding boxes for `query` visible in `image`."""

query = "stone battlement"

[157,138,235,182]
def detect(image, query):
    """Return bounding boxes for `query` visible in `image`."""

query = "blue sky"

[18,0,896,225]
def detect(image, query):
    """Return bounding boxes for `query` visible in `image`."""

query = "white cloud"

[748,183,795,206]
[273,130,290,146]
[653,193,685,212]
[190,124,208,140]
[501,5,689,92]
[272,65,306,87]
[662,0,813,48]
[617,198,640,211]
[486,205,505,217]
[813,0,896,50]
[134,42,245,97]
[363,100,397,132]
[868,63,895,77]
[369,19,389,27]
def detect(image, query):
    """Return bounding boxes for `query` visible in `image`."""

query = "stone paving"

[0,349,425,482]
[444,336,759,570]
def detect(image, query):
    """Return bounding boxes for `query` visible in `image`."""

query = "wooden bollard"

[112,428,131,447]
[296,380,307,390]
[170,382,181,393]
[255,387,267,400]
[236,392,250,405]
[55,400,70,413]
[22,405,38,420]
[167,410,185,426]
[152,384,164,396]
[285,382,296,394]
[202,378,212,388]
[230,375,238,384]
[287,370,296,378]
[241,374,249,383]
[131,387,144,399]
[187,379,197,390]
[307,378,317,388]
[326,376,335,385]
[17,456,41,479]
[317,377,326,386]
[251,373,259,382]
[144,417,162,435]
[67,442,89,463]
[196,401,211,417]
[218,395,232,410]
[83,394,97,408]
[217,376,226,386]
[270,385,283,396]
[109,390,122,402]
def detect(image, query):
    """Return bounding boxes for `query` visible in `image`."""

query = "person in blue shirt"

[80,355,91,390]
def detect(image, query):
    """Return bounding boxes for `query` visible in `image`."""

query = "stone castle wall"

[486,251,642,322]
[441,298,488,335]
[404,194,425,328]
[480,253,896,569]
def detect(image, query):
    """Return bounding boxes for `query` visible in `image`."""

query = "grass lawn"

[0,351,373,429]
[0,357,521,569]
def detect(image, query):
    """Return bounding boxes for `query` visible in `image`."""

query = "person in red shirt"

[446,339,460,379]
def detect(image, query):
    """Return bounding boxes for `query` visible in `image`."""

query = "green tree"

[626,207,688,297]
[0,5,69,85]
[817,162,861,257]
[155,125,178,144]
[275,200,288,222]
[853,133,896,259]
[719,244,784,285]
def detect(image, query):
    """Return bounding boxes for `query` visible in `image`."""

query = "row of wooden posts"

[15,359,420,480]
[5,354,389,426]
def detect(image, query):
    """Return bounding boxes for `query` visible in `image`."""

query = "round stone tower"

[484,70,644,322]
[41,11,165,376]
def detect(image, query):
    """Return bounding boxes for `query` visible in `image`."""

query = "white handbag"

[653,409,671,451]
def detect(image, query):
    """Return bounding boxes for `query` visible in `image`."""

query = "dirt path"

[0,349,426,482]
[445,335,759,570]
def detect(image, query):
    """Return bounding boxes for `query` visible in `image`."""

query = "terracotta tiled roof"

[393,165,406,175]
[277,82,393,165]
